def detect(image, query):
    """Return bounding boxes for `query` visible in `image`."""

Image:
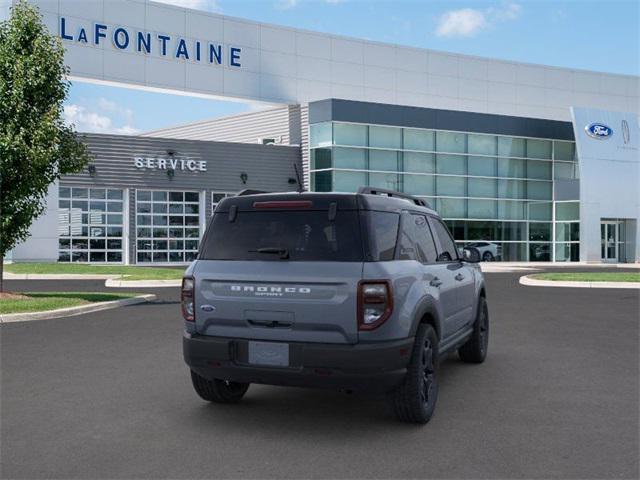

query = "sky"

[63,0,639,135]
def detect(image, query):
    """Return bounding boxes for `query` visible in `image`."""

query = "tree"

[0,1,90,292]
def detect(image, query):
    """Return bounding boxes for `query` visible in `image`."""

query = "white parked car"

[464,242,502,262]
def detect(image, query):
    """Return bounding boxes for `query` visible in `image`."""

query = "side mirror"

[462,247,481,263]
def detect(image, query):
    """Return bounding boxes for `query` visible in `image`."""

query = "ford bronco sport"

[182,187,489,424]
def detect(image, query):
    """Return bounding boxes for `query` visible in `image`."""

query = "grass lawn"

[531,272,640,283]
[0,292,140,315]
[5,263,184,281]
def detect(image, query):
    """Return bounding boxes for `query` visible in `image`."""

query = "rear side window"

[429,217,459,262]
[398,213,437,263]
[200,211,363,261]
[365,211,399,261]
[416,216,438,262]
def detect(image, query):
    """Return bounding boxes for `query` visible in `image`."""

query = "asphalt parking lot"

[1,269,639,479]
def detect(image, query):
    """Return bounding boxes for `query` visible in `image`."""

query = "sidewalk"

[519,275,640,289]
[480,262,640,273]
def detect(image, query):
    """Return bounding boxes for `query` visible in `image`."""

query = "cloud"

[275,0,298,10]
[435,8,486,37]
[96,98,117,111]
[153,0,221,13]
[64,102,139,135]
[488,2,522,21]
[435,2,522,38]
[97,97,134,122]
[276,0,343,8]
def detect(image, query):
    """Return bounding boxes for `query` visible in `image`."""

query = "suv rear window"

[200,211,364,261]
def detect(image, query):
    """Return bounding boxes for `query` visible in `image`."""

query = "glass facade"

[135,190,200,263]
[554,201,580,261]
[309,122,580,261]
[58,187,124,263]
[57,188,238,264]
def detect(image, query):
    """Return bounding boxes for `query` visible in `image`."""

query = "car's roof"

[215,191,439,216]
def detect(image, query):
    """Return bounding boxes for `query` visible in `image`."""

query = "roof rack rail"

[357,187,431,208]
[236,189,269,196]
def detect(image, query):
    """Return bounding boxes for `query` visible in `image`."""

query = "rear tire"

[190,370,249,403]
[388,324,439,424]
[458,297,489,363]
[482,251,494,262]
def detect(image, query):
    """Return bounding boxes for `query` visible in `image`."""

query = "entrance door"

[601,221,618,262]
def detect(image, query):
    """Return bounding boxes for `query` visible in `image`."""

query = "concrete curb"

[488,262,640,269]
[104,278,181,288]
[3,273,181,288]
[519,275,640,289]
[0,294,157,324]
[3,273,115,280]
[481,265,542,273]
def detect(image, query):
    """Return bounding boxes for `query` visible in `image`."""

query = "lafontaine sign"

[59,18,242,68]
[134,156,207,172]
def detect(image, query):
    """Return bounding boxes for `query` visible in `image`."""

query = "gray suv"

[182,187,488,424]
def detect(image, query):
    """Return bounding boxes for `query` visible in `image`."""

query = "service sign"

[134,156,207,172]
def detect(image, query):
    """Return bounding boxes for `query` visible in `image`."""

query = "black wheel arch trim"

[476,283,488,320]
[478,279,487,300]
[409,296,442,341]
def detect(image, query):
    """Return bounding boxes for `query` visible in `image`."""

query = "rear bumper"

[183,333,414,393]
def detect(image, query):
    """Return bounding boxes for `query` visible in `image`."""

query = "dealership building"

[3,0,639,264]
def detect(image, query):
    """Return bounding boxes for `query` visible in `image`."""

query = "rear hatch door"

[194,195,364,344]
[194,261,362,344]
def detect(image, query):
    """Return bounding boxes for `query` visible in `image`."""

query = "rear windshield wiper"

[249,247,290,259]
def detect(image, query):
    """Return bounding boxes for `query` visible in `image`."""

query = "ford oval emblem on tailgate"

[200,304,216,312]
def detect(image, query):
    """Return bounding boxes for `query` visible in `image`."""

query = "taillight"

[357,280,393,330]
[182,276,195,322]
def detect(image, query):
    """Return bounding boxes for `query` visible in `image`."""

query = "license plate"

[248,341,289,367]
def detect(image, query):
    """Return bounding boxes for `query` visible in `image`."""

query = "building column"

[633,219,640,263]
[122,188,130,265]
[199,190,207,241]
[580,201,601,263]
[129,189,137,265]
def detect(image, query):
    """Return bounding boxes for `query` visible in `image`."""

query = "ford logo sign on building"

[585,123,613,139]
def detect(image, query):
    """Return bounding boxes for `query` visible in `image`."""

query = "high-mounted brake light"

[181,276,195,322]
[253,200,313,209]
[357,280,393,330]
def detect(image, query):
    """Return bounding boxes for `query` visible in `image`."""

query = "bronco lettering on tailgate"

[230,285,312,296]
